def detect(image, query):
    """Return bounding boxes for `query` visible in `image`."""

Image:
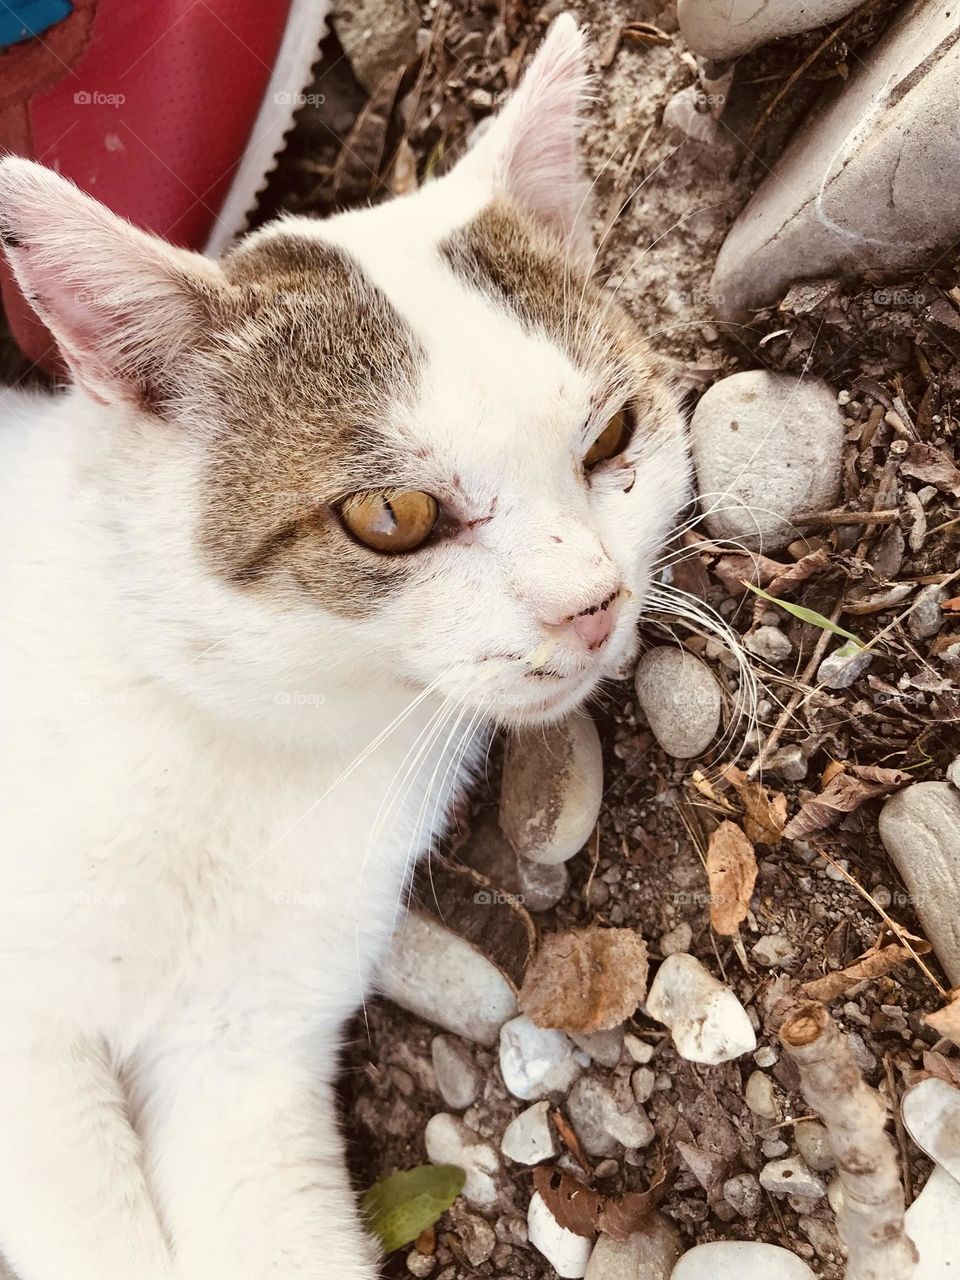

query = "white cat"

[0,15,688,1280]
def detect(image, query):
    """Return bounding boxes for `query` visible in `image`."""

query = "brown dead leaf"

[900,443,960,497]
[801,942,930,1002]
[533,1157,673,1241]
[925,996,960,1049]
[783,764,911,841]
[706,821,758,936]
[711,551,784,595]
[821,759,847,787]
[552,1109,592,1177]
[919,1049,960,1088]
[519,926,649,1034]
[721,763,787,845]
[751,546,831,625]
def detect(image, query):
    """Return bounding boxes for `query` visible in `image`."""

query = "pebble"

[406,1250,436,1277]
[634,648,721,758]
[584,1213,681,1279]
[745,626,793,664]
[760,1157,826,1201]
[455,1212,497,1267]
[431,1035,480,1111]
[331,0,419,93]
[689,371,843,552]
[762,1138,789,1159]
[527,1190,593,1279]
[678,0,866,59]
[909,584,945,639]
[754,1045,779,1068]
[659,921,693,956]
[879,783,960,985]
[501,1100,558,1165]
[498,1016,587,1101]
[572,1027,624,1069]
[795,1120,835,1173]
[751,933,794,968]
[379,911,518,1046]
[767,745,808,782]
[624,1034,655,1064]
[948,756,960,789]
[567,1076,654,1156]
[424,1113,500,1208]
[672,1241,817,1279]
[817,643,873,690]
[904,1165,960,1279]
[499,716,603,865]
[745,1070,780,1119]
[902,1078,960,1183]
[723,1173,762,1219]
[646,953,757,1065]
[631,1067,656,1105]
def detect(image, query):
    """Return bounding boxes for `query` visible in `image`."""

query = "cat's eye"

[340,489,439,553]
[584,407,631,470]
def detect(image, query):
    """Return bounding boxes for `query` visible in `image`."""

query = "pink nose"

[566,591,620,651]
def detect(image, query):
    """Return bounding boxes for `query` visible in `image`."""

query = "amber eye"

[583,407,631,470]
[340,489,439,553]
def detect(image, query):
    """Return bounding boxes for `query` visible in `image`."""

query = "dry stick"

[793,509,899,527]
[780,1002,919,1280]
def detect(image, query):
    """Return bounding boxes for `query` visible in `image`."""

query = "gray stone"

[572,1027,624,1068]
[659,921,693,955]
[424,1113,500,1208]
[902,1078,960,1184]
[453,1212,497,1267]
[624,1034,655,1064]
[760,1157,826,1201]
[678,0,865,60]
[723,1173,762,1219]
[646,953,756,1064]
[567,1077,654,1156]
[817,642,873,690]
[745,626,793,664]
[905,1166,960,1279]
[634,648,721,758]
[710,3,960,321]
[672,1241,817,1279]
[498,1016,586,1101]
[795,1120,835,1173]
[751,933,794,968]
[584,1213,681,1279]
[745,1069,780,1119]
[331,0,419,93]
[766,745,808,782]
[879,783,960,985]
[501,1100,558,1165]
[948,757,960,789]
[499,716,603,866]
[631,1067,656,1105]
[690,371,843,552]
[431,1035,481,1110]
[910,584,946,640]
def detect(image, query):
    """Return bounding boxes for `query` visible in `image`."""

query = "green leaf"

[362,1164,466,1254]
[740,581,863,644]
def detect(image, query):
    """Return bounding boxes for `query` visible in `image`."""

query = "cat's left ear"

[452,13,594,259]
[0,157,227,409]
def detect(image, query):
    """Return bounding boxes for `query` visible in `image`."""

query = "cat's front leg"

[0,1037,173,1280]
[138,1019,380,1280]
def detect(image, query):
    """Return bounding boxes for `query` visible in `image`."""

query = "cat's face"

[0,16,689,733]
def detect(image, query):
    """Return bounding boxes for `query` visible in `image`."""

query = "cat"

[0,14,689,1280]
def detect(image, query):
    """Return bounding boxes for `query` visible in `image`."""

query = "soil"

[2,1,958,1276]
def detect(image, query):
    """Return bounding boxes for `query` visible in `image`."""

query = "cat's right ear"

[0,157,227,409]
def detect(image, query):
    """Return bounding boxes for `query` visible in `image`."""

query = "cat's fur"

[0,16,688,1280]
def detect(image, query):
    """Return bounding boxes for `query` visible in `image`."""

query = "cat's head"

[0,15,689,735]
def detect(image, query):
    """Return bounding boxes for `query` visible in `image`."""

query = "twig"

[780,1002,918,1280]
[793,509,899,527]
[884,1055,913,1208]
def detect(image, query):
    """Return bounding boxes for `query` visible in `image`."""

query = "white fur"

[0,17,688,1280]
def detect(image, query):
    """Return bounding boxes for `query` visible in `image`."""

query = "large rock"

[331,0,419,93]
[679,0,866,61]
[879,783,960,986]
[710,2,960,320]
[902,1078,960,1183]
[690,371,843,551]
[634,647,722,758]
[672,1241,817,1279]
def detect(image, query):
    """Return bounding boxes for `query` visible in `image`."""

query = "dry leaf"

[552,1109,592,1177]
[519,927,649,1034]
[533,1158,673,1241]
[721,764,787,845]
[802,942,929,1002]
[821,759,847,787]
[706,821,758,936]
[711,551,784,595]
[900,443,960,497]
[689,769,736,813]
[918,1049,960,1088]
[783,764,911,841]
[752,546,831,625]
[925,996,960,1049]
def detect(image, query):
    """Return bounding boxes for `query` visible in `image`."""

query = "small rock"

[902,1078,960,1183]
[454,1212,497,1267]
[754,1045,779,1068]
[745,1070,780,1119]
[690,371,843,552]
[501,1100,558,1165]
[766,745,808,782]
[567,1077,654,1157]
[572,1027,624,1068]
[646,953,757,1064]
[585,1212,681,1279]
[909,584,945,640]
[624,1034,655,1064]
[817,643,873,690]
[499,1016,586,1101]
[795,1121,835,1173]
[904,1166,960,1279]
[380,911,518,1045]
[760,1157,826,1201]
[672,1241,817,1279]
[723,1173,762,1219]
[406,1250,436,1277]
[634,648,721,758]
[527,1191,593,1279]
[659,921,693,956]
[745,626,793,664]
[948,756,960,789]
[751,933,794,968]
[631,1067,656,1105]
[500,716,603,865]
[762,1138,789,1159]
[431,1035,480,1110]
[331,0,419,93]
[678,0,866,59]
[879,783,960,985]
[424,1113,500,1209]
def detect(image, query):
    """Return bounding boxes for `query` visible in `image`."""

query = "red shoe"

[0,0,331,372]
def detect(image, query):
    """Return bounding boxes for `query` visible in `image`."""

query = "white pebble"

[424,1113,500,1208]
[527,1191,593,1279]
[501,1100,558,1165]
[499,1016,586,1101]
[645,953,756,1065]
[672,1240,817,1279]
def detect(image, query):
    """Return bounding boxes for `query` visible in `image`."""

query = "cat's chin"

[488,667,601,727]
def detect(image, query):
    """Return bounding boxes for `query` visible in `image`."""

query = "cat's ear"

[0,157,226,408]
[454,13,594,257]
